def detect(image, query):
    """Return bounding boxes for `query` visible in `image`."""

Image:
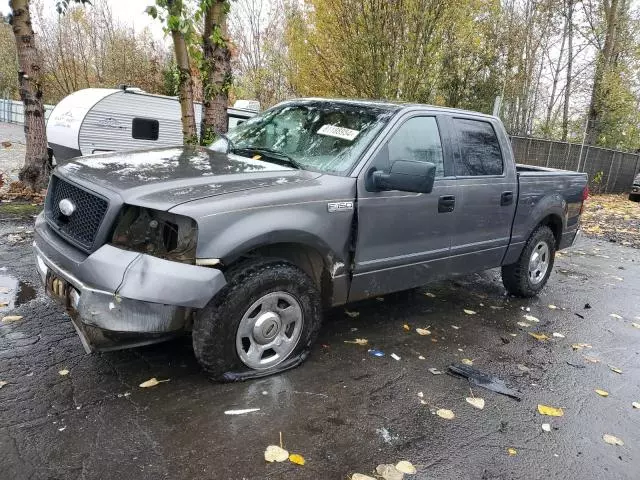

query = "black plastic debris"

[575,313,585,319]
[584,303,592,309]
[448,363,522,401]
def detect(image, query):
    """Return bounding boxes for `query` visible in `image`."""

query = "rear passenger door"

[447,116,517,275]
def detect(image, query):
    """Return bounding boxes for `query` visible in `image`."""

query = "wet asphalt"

[1,218,639,480]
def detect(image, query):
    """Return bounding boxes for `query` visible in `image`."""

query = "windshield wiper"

[232,146,303,170]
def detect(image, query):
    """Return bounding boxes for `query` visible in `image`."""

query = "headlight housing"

[111,205,198,264]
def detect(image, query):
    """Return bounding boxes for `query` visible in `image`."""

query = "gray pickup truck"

[34,99,588,380]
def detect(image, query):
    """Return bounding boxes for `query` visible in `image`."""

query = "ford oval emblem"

[59,198,76,216]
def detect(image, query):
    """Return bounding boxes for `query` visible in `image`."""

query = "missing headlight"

[111,206,198,263]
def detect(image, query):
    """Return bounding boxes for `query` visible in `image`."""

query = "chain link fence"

[510,136,640,194]
[0,98,54,124]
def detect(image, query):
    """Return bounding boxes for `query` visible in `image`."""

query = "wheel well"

[232,242,330,296]
[538,214,562,248]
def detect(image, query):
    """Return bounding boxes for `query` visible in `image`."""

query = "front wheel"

[193,259,322,382]
[502,226,556,297]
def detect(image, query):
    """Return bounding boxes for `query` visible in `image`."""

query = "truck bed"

[515,164,585,177]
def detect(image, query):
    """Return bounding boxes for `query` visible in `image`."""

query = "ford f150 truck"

[34,99,588,381]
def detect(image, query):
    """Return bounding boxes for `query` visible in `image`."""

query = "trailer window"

[132,118,159,141]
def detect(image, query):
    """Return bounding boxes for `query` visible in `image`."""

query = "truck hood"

[56,146,321,210]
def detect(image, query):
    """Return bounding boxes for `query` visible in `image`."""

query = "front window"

[213,101,396,175]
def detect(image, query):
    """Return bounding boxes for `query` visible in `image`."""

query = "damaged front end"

[33,203,226,353]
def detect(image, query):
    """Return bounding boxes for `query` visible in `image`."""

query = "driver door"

[348,114,458,301]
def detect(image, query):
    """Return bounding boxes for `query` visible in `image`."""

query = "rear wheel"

[193,259,322,382]
[502,226,556,297]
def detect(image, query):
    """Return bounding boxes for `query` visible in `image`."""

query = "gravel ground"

[0,122,26,192]
[582,194,640,248]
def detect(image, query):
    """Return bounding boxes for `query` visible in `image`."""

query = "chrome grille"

[45,176,109,251]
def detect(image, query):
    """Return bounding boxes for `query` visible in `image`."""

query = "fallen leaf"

[461,358,473,366]
[289,453,305,465]
[517,364,531,372]
[572,343,592,350]
[609,365,623,374]
[376,464,403,480]
[418,355,425,360]
[517,321,531,328]
[583,356,600,363]
[538,404,564,417]
[552,332,565,338]
[416,328,431,336]
[609,313,623,319]
[602,434,624,446]
[344,338,368,345]
[424,292,436,298]
[523,314,540,322]
[376,297,384,302]
[0,287,9,293]
[395,460,416,474]
[0,302,8,308]
[58,369,69,376]
[390,353,401,361]
[1,315,23,323]
[541,423,551,432]
[264,445,289,462]
[595,389,609,397]
[632,402,640,409]
[507,448,517,456]
[466,397,485,409]
[436,408,455,420]
[139,377,170,388]
[631,323,640,329]
[224,408,260,415]
[463,309,477,315]
[344,310,360,318]
[417,392,424,398]
[351,474,376,480]
[428,368,443,375]
[490,306,504,310]
[451,325,460,330]
[403,324,410,331]
[0,381,7,389]
[528,332,549,341]
[548,304,558,309]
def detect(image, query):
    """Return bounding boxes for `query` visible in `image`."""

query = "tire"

[193,258,322,382]
[502,226,556,297]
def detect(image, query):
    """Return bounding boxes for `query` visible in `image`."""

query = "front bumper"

[33,214,226,352]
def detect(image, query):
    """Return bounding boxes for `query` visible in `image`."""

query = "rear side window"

[132,118,159,141]
[453,118,503,176]
[387,116,444,177]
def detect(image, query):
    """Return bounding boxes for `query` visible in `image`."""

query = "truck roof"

[295,97,498,120]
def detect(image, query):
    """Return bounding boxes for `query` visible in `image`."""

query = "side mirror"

[370,160,436,194]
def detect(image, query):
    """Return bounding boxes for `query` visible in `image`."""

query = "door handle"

[438,195,455,213]
[501,191,514,206]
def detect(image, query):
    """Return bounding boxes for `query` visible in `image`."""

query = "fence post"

[545,141,553,167]
[605,151,616,194]
[611,152,623,193]
[526,137,532,161]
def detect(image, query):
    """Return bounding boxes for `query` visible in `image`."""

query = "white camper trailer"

[46,87,259,162]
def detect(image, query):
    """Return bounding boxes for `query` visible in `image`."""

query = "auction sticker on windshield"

[317,124,360,141]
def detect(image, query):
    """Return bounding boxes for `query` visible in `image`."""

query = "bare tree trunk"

[9,0,49,191]
[201,0,232,144]
[167,0,197,145]
[562,0,573,141]
[544,3,568,134]
[586,0,619,145]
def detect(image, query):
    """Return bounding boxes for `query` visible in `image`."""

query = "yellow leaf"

[264,445,289,462]
[572,343,592,350]
[344,338,368,345]
[631,323,640,329]
[609,313,623,319]
[609,365,623,374]
[58,369,69,376]
[463,309,476,315]
[424,292,436,298]
[416,328,431,336]
[595,389,609,397]
[583,356,600,363]
[344,310,360,318]
[289,453,305,465]
[403,324,410,331]
[461,358,473,366]
[524,314,540,322]
[517,321,531,328]
[632,402,640,409]
[602,434,624,446]
[507,448,517,456]
[139,377,170,388]
[395,460,416,474]
[436,408,455,420]
[538,404,564,417]
[528,332,549,341]
[466,397,485,410]
[548,304,558,309]
[0,381,7,389]
[1,315,23,323]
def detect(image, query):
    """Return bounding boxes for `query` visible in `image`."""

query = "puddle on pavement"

[0,274,37,311]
